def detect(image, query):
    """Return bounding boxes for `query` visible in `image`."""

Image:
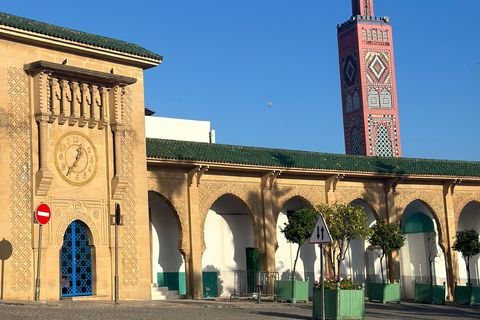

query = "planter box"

[369,280,401,304]
[414,281,445,305]
[313,284,365,320]
[454,282,480,305]
[274,277,309,303]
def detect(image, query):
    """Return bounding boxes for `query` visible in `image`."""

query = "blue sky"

[4,1,479,161]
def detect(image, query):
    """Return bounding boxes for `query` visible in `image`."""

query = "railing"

[230,270,278,301]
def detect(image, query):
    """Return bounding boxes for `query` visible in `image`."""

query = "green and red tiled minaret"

[338,0,402,157]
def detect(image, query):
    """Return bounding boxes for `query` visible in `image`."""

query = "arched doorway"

[149,191,185,295]
[203,194,255,298]
[60,220,93,297]
[399,201,446,299]
[344,200,377,294]
[457,201,480,286]
[276,197,319,298]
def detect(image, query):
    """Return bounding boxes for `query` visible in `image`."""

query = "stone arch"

[276,195,315,221]
[148,190,187,257]
[57,212,100,246]
[335,188,384,221]
[147,177,190,255]
[396,195,445,251]
[454,197,480,228]
[200,182,261,253]
[399,198,448,297]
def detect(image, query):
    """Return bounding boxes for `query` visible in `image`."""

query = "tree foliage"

[368,220,405,281]
[319,203,372,282]
[281,208,318,279]
[452,229,480,285]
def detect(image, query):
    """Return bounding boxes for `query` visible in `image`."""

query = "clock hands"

[66,143,84,176]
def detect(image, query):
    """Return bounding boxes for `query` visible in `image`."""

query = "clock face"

[54,132,98,186]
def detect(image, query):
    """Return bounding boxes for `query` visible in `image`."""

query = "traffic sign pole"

[309,213,331,320]
[34,203,51,301]
[320,244,325,320]
[35,224,42,301]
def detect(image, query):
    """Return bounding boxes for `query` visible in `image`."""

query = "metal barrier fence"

[230,270,278,301]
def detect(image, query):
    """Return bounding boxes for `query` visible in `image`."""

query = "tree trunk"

[466,256,471,286]
[380,253,385,281]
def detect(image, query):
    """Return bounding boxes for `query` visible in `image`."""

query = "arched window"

[346,94,353,114]
[367,30,372,41]
[383,31,388,42]
[372,30,377,41]
[351,128,362,155]
[353,92,361,111]
[380,89,392,108]
[368,89,380,108]
[378,30,383,42]
[362,29,367,40]
[374,125,393,157]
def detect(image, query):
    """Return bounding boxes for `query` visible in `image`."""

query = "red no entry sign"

[35,203,51,225]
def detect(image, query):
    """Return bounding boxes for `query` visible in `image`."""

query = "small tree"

[281,208,318,280]
[452,229,480,286]
[319,203,372,282]
[368,220,405,282]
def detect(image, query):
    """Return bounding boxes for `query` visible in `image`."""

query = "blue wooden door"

[61,221,92,296]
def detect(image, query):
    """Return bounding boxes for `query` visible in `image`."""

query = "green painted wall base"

[274,277,309,303]
[414,281,445,305]
[368,280,401,304]
[157,272,186,295]
[313,285,365,320]
[454,283,480,305]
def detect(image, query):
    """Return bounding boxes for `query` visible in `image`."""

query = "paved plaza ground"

[1,298,479,320]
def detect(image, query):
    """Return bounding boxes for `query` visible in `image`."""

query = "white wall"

[145,116,213,143]
[343,200,378,295]
[399,201,447,299]
[457,202,480,286]
[275,198,322,298]
[149,192,185,282]
[202,195,254,298]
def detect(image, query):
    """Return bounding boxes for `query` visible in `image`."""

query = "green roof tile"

[0,12,162,61]
[146,138,480,177]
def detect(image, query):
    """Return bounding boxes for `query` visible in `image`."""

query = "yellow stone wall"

[0,33,153,300]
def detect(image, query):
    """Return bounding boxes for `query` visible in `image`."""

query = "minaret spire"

[338,1,402,157]
[351,0,374,16]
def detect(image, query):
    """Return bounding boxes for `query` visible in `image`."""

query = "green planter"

[313,284,365,320]
[414,281,445,304]
[368,279,401,304]
[274,277,309,303]
[454,282,480,305]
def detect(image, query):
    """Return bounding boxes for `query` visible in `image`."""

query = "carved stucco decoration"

[199,180,262,253]
[8,66,32,292]
[147,177,190,256]
[394,189,447,254]
[56,211,100,246]
[334,186,384,220]
[270,183,324,251]
[452,191,480,227]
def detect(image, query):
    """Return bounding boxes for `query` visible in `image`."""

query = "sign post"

[34,202,51,301]
[309,213,332,320]
[110,203,123,305]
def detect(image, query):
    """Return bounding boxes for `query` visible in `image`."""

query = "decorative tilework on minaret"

[338,0,402,156]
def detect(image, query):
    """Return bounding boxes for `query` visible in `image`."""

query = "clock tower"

[338,0,402,156]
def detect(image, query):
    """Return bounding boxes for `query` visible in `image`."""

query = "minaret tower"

[337,0,402,156]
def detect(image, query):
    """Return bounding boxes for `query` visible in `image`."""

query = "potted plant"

[277,208,317,303]
[367,220,404,304]
[452,229,480,305]
[313,274,365,320]
[319,203,372,283]
[312,203,370,319]
[414,231,446,304]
